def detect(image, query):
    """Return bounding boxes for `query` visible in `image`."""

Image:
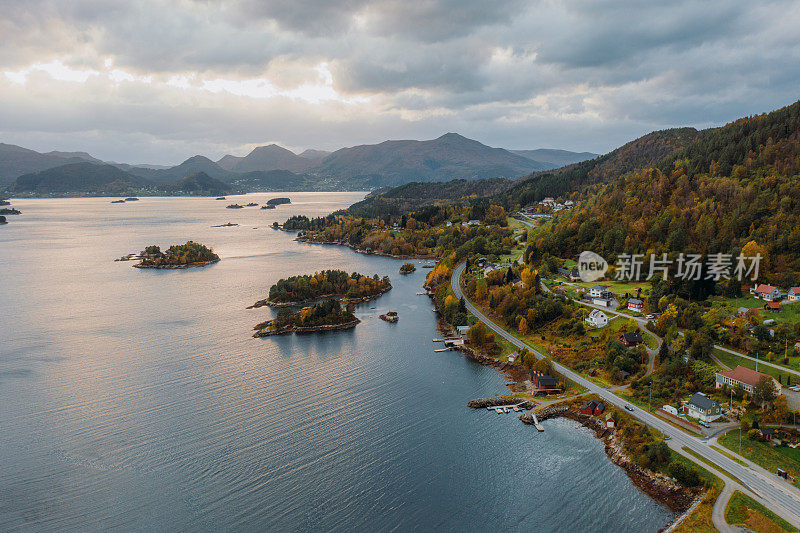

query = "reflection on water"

[0,194,673,531]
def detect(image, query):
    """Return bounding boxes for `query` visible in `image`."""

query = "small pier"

[531,411,544,431]
[485,403,528,415]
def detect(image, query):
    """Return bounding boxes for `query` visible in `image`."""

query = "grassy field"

[725,490,798,533]
[718,429,800,488]
[569,279,653,295]
[713,348,800,384]
[711,295,800,323]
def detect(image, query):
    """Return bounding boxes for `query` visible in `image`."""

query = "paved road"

[451,262,800,527]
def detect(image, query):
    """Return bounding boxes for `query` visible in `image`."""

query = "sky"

[1,0,799,165]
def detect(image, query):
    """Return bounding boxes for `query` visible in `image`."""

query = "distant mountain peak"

[181,154,217,165]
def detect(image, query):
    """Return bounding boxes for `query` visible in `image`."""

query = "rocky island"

[253,299,359,337]
[226,204,244,209]
[248,269,391,308]
[266,197,291,206]
[133,241,220,269]
[0,215,7,224]
[0,208,21,215]
[399,262,416,274]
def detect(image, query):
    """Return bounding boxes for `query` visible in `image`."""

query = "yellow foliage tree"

[518,317,528,336]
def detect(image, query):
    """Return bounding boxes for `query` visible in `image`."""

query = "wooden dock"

[485,403,528,415]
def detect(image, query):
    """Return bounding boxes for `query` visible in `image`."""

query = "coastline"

[282,230,696,523]
[523,405,696,514]
[293,234,435,260]
[133,259,220,269]
[432,293,695,519]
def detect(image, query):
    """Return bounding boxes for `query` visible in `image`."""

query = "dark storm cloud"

[0,0,798,163]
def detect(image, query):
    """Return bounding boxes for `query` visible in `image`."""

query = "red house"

[530,371,561,394]
[593,402,605,416]
[764,301,781,312]
[580,400,597,415]
[761,427,775,442]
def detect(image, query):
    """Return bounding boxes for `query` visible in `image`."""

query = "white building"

[585,309,609,328]
[588,285,610,298]
[751,284,782,301]
[788,287,800,302]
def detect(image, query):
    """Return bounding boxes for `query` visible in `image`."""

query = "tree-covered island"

[134,241,220,269]
[249,269,391,308]
[253,299,359,337]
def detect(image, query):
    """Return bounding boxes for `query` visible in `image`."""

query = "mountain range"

[354,100,800,283]
[0,135,597,195]
[9,163,235,196]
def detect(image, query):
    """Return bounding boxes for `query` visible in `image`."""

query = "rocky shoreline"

[248,285,392,309]
[133,259,220,269]
[252,318,360,337]
[293,235,435,260]
[522,404,696,514]
[432,291,695,518]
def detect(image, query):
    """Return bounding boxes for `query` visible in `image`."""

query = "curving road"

[451,262,800,527]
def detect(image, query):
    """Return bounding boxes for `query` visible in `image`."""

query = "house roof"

[717,365,772,388]
[688,392,717,411]
[761,427,776,435]
[588,310,607,319]
[790,287,800,295]
[620,331,643,344]
[754,283,778,293]
[628,298,643,305]
[582,400,597,410]
[737,307,749,314]
[591,285,608,291]
[531,371,559,388]
[766,302,781,309]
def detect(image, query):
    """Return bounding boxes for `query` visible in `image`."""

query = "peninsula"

[253,299,359,337]
[248,269,391,308]
[134,241,220,269]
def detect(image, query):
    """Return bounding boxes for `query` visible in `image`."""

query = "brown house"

[619,331,644,347]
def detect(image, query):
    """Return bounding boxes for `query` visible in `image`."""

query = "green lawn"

[711,295,800,324]
[713,348,800,384]
[718,429,800,488]
[569,280,652,296]
[725,490,798,533]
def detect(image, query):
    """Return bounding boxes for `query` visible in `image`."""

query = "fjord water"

[0,194,673,532]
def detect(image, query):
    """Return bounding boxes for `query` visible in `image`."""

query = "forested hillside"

[529,101,800,284]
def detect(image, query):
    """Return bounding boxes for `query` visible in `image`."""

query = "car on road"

[645,314,655,319]
[625,405,634,412]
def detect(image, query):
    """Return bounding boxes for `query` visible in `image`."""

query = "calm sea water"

[0,194,673,532]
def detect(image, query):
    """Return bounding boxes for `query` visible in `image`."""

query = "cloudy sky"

[1,0,799,165]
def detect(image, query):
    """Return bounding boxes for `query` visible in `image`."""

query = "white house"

[588,285,611,299]
[585,309,609,328]
[684,392,723,422]
[788,287,800,302]
[751,283,781,301]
